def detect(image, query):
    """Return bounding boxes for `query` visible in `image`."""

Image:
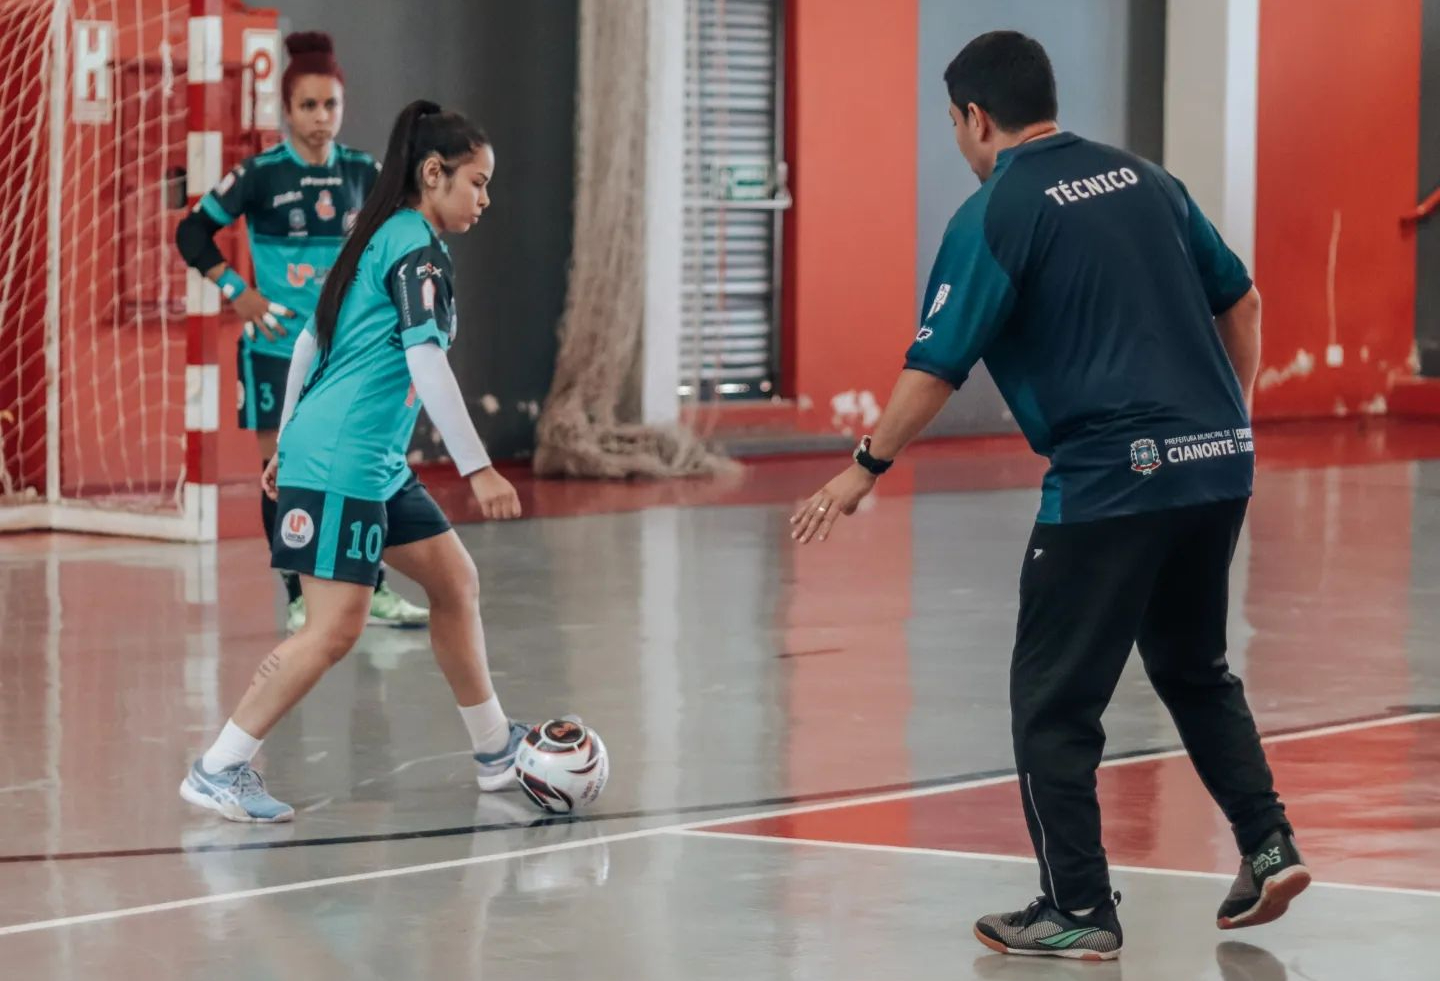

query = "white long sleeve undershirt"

[403,342,493,476]
[276,329,316,437]
[277,332,492,476]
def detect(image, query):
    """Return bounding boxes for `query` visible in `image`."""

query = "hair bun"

[284,31,335,58]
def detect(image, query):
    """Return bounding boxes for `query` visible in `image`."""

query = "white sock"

[459,696,510,755]
[201,720,262,773]
[1068,906,1096,917]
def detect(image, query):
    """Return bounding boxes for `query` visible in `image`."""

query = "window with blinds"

[681,0,789,400]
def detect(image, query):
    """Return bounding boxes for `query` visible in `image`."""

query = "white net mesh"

[0,0,190,516]
[534,0,733,480]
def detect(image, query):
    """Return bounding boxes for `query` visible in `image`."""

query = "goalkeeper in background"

[176,31,427,630]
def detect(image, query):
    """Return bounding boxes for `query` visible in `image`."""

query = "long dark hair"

[314,99,488,349]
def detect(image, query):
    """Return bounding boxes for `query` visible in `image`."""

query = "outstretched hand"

[790,465,877,544]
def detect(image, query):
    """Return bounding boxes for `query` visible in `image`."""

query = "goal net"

[0,0,273,541]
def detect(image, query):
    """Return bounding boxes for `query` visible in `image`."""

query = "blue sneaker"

[474,722,531,792]
[474,716,582,792]
[179,760,295,823]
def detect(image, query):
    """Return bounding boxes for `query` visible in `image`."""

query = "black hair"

[943,31,1058,132]
[314,99,488,349]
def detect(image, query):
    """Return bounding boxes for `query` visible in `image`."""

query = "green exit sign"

[713,161,771,201]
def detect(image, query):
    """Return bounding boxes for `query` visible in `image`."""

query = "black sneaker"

[1217,828,1311,929]
[974,893,1123,961]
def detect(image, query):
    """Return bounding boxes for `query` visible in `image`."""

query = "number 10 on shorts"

[345,521,383,562]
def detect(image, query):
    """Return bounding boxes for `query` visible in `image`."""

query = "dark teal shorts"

[237,346,289,431]
[269,475,452,586]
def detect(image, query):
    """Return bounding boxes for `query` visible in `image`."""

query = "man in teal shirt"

[792,30,1306,960]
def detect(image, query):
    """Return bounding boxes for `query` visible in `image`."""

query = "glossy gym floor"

[1,419,1437,980]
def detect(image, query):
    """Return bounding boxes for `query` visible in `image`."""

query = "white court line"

[672,711,1440,830]
[672,829,1440,900]
[0,711,1433,938]
[0,827,666,938]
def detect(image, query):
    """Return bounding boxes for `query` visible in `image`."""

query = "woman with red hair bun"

[176,31,429,631]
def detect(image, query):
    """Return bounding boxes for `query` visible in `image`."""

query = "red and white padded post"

[183,0,223,541]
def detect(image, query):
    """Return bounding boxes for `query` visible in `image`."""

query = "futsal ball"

[516,719,609,814]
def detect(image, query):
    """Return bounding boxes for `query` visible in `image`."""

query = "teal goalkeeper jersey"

[199,140,379,358]
[277,209,457,501]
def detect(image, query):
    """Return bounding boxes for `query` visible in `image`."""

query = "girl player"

[175,31,427,631]
[182,100,553,822]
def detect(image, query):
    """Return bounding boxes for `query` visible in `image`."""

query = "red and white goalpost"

[0,0,278,541]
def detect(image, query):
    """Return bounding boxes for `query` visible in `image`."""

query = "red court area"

[215,418,1440,537]
[707,716,1440,893]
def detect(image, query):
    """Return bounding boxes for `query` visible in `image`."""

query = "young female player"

[181,100,544,822]
[175,31,427,630]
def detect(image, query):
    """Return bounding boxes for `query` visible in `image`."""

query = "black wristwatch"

[852,436,893,476]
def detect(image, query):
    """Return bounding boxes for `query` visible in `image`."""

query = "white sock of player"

[201,720,263,773]
[459,695,511,755]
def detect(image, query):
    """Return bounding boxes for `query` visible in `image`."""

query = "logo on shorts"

[1129,438,1162,476]
[315,189,336,221]
[281,508,315,548]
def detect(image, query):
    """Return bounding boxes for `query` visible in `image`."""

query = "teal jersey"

[277,209,457,501]
[904,134,1253,524]
[199,141,379,357]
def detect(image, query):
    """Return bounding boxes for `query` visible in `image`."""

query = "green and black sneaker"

[974,892,1122,961]
[1217,828,1310,930]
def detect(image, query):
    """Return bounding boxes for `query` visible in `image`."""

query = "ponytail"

[314,99,488,349]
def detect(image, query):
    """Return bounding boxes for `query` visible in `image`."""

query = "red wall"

[1254,0,1422,419]
[784,0,918,435]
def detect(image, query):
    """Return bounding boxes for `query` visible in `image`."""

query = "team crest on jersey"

[343,208,359,232]
[280,508,315,548]
[315,189,336,221]
[1129,438,1162,476]
[289,207,306,231]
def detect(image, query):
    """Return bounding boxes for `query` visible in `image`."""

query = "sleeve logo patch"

[421,278,436,312]
[926,283,951,320]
